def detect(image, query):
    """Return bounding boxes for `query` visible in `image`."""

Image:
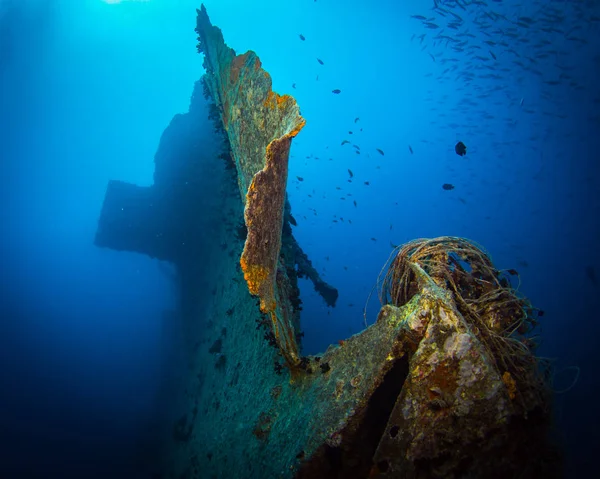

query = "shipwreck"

[95,5,561,478]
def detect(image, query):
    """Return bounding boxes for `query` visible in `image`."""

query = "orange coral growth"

[287,119,307,139]
[262,91,296,111]
[240,258,270,295]
[427,360,458,393]
[229,52,250,85]
[262,91,274,109]
[240,257,277,313]
[276,94,290,106]
[502,371,517,400]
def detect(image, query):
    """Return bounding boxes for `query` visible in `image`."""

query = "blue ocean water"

[0,0,598,477]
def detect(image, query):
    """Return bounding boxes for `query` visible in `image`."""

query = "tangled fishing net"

[377,236,551,411]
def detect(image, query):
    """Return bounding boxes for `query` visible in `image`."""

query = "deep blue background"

[1,0,598,477]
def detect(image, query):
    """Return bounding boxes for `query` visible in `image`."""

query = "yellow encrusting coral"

[502,371,517,400]
[240,259,271,297]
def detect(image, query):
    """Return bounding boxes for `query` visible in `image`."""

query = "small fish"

[364,181,370,186]
[348,169,354,178]
[289,215,297,226]
[519,98,524,106]
[341,140,350,146]
[376,148,385,156]
[353,200,357,207]
[442,183,455,190]
[299,34,305,41]
[489,50,497,60]
[348,131,353,134]
[296,176,304,182]
[292,83,296,89]
[537,310,545,317]
[354,117,360,123]
[317,58,324,65]
[507,269,519,276]
[409,145,414,154]
[332,89,342,94]
[371,237,377,241]
[455,141,467,156]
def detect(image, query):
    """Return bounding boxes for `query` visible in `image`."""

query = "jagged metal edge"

[195,4,305,365]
